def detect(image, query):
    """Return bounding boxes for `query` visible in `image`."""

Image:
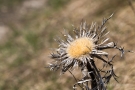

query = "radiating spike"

[67,34,74,42]
[63,28,68,37]
[93,23,97,34]
[80,20,83,37]
[89,22,95,31]
[73,27,79,36]
[91,33,96,39]
[65,60,73,67]
[99,26,107,36]
[83,21,87,30]
[59,42,67,48]
[92,50,108,56]
[101,31,110,38]
[106,42,114,46]
[51,53,60,58]
[100,38,109,45]
[96,42,115,50]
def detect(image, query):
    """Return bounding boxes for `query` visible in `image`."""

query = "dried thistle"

[47,14,129,90]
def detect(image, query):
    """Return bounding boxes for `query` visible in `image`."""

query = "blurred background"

[0,0,135,90]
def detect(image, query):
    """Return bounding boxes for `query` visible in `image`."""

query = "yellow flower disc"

[67,37,94,58]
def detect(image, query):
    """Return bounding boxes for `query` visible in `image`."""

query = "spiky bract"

[48,14,125,90]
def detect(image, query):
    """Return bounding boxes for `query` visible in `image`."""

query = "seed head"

[67,37,94,58]
[48,14,128,90]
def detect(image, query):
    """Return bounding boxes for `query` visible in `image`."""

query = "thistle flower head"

[48,14,127,90]
[49,16,115,72]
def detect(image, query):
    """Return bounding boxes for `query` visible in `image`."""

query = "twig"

[68,70,83,89]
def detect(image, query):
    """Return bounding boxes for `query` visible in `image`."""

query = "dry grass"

[0,0,135,90]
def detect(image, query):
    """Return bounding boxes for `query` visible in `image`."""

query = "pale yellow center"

[66,37,94,58]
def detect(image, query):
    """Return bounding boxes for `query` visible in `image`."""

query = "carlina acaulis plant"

[47,14,132,90]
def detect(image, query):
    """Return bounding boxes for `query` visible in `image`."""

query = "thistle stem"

[86,59,98,90]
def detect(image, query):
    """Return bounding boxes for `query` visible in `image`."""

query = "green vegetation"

[47,0,70,9]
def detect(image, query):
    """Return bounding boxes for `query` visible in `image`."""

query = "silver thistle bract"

[48,14,126,90]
